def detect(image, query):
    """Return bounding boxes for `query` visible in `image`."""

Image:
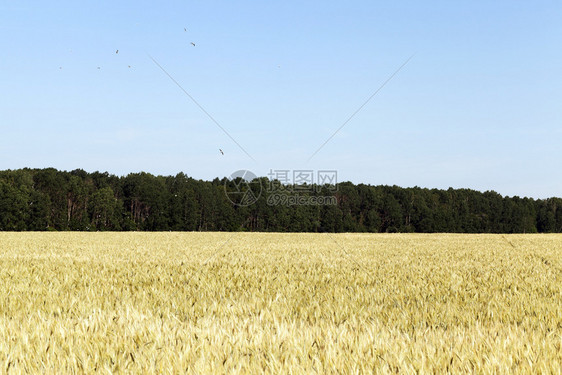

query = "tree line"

[0,168,561,233]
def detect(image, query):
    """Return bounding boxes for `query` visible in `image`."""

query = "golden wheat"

[0,232,560,373]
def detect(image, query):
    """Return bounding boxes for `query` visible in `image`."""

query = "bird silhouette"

[190,42,196,47]
[219,149,224,155]
[97,67,101,70]
[184,28,187,32]
[116,49,119,54]
[128,65,131,68]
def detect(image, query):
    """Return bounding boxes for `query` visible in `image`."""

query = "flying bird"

[116,49,119,54]
[190,42,196,47]
[128,65,131,68]
[184,28,187,32]
[97,67,101,69]
[219,149,224,155]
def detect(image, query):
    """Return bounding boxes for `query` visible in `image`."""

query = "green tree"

[0,180,28,230]
[91,187,119,230]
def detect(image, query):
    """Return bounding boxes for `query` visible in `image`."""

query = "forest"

[0,168,561,233]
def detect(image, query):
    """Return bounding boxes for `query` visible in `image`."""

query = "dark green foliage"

[0,168,559,232]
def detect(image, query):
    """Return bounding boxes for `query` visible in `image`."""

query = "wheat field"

[0,232,560,374]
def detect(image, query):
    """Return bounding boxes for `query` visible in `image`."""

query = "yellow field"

[0,233,560,373]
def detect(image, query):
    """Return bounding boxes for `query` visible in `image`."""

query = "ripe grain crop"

[0,232,560,373]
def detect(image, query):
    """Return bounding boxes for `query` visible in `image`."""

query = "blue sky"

[0,1,561,198]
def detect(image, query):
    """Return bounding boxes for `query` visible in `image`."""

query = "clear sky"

[1,1,561,198]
